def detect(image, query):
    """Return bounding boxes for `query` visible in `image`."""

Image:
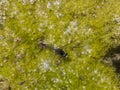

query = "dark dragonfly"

[40,43,68,58]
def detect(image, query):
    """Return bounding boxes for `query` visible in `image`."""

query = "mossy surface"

[0,0,120,89]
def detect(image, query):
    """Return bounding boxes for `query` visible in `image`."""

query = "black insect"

[40,43,68,58]
[54,48,67,57]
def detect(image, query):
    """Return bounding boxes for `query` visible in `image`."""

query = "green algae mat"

[0,0,120,89]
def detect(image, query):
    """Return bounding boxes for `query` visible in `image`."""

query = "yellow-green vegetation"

[0,0,120,89]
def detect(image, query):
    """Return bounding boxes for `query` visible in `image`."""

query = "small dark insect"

[40,43,68,58]
[54,48,67,57]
